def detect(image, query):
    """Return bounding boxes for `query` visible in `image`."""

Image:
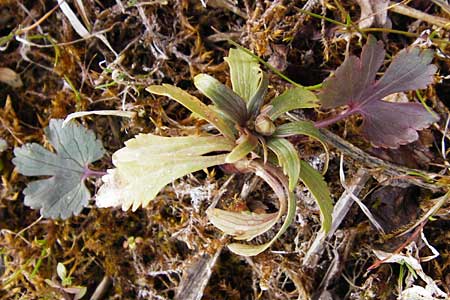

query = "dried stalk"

[319,129,445,191]
[174,247,224,300]
[389,1,450,29]
[90,276,111,300]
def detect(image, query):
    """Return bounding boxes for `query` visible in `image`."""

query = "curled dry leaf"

[356,0,390,28]
[208,160,296,256]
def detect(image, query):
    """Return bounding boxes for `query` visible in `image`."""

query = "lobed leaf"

[147,84,235,139]
[267,138,301,192]
[299,160,333,232]
[267,87,318,120]
[95,134,234,211]
[319,35,385,109]
[319,35,439,148]
[194,74,248,125]
[374,47,437,99]
[13,119,105,219]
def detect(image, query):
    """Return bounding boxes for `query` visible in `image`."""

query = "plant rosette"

[95,48,333,256]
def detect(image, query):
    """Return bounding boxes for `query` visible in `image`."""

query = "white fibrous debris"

[400,285,447,300]
[373,240,448,300]
[307,153,327,172]
[295,185,316,209]
[95,169,133,211]
[174,181,216,212]
[0,139,7,153]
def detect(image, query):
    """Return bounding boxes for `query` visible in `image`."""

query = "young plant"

[44,262,87,300]
[95,48,333,256]
[316,35,438,148]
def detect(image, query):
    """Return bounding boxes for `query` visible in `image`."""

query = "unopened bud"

[255,114,276,136]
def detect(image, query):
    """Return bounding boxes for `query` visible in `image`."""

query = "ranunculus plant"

[13,35,439,257]
[95,48,333,256]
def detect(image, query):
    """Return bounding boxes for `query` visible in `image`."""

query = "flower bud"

[255,114,276,136]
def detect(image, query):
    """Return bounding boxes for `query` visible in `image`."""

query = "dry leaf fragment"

[356,0,390,28]
[0,67,23,88]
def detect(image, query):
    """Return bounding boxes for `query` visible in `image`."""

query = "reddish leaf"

[360,101,436,148]
[319,35,439,148]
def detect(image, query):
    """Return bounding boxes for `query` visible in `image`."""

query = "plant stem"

[389,1,450,29]
[304,82,323,90]
[83,168,107,180]
[314,109,355,128]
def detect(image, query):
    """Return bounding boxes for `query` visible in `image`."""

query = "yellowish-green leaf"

[224,48,262,103]
[267,87,318,120]
[147,84,235,139]
[299,160,333,232]
[225,134,259,163]
[267,138,300,191]
[207,209,278,240]
[194,74,248,125]
[274,121,329,174]
[96,134,234,211]
[227,191,296,256]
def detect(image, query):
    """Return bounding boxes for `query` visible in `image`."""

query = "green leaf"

[57,263,67,281]
[12,119,105,219]
[267,87,318,120]
[274,121,329,174]
[247,72,269,118]
[207,209,279,240]
[225,134,259,163]
[224,48,262,103]
[267,138,300,192]
[299,160,333,232]
[273,120,319,137]
[147,84,235,139]
[194,74,248,125]
[227,191,297,256]
[96,134,234,211]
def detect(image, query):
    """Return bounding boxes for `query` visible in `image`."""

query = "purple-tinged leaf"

[369,47,437,100]
[319,35,439,148]
[360,101,437,148]
[320,35,385,109]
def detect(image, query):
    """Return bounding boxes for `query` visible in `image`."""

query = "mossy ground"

[1,1,449,299]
